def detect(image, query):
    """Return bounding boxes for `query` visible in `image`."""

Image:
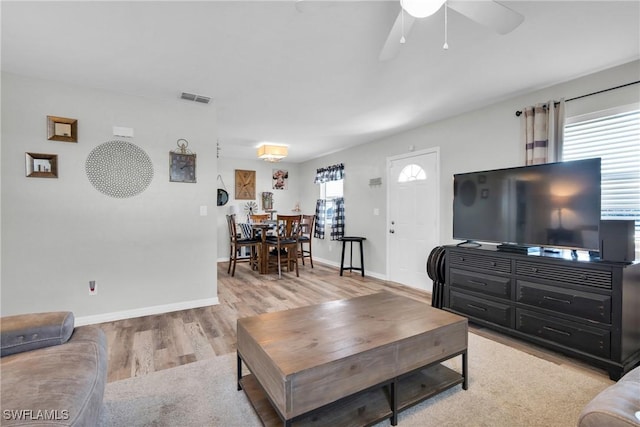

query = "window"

[563,104,640,255]
[398,164,426,182]
[320,179,343,220]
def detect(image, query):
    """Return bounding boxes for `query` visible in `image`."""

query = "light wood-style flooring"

[97,261,609,383]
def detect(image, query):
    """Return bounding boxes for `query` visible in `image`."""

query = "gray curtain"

[523,99,565,164]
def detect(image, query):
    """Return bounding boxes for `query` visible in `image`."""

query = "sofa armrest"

[578,367,640,427]
[1,311,74,357]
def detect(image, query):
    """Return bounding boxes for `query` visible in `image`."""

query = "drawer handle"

[468,280,487,287]
[543,296,572,305]
[466,304,487,312]
[543,326,571,337]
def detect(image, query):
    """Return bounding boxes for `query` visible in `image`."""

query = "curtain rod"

[514,80,640,117]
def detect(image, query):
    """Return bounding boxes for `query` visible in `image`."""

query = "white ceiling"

[2,1,639,163]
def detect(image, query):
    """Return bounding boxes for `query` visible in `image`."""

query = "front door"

[387,148,439,291]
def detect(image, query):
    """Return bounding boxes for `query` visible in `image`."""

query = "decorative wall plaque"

[235,169,256,200]
[85,140,154,198]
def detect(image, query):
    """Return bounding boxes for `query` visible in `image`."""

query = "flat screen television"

[453,158,601,251]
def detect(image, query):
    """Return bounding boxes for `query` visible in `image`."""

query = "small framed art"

[47,116,77,142]
[26,152,58,178]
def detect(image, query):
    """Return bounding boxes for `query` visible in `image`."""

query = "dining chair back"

[299,214,315,268]
[226,214,261,276]
[266,214,302,278]
[249,214,270,223]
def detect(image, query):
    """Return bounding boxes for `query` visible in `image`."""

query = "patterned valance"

[314,163,344,184]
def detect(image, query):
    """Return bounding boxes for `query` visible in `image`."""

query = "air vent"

[180,92,211,104]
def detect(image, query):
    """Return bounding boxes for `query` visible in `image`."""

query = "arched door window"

[398,164,426,183]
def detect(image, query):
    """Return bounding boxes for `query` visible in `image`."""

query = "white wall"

[1,72,219,320]
[216,159,301,261]
[3,60,637,319]
[300,60,640,278]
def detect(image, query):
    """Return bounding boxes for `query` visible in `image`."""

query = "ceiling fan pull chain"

[443,1,449,50]
[400,0,406,44]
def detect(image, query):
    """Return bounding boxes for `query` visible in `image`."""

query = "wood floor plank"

[97,260,610,383]
[131,330,155,378]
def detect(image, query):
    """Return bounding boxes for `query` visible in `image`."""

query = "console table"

[442,244,640,380]
[237,292,468,426]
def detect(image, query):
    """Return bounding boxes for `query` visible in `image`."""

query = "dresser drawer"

[450,291,513,328]
[449,251,511,274]
[516,309,610,358]
[516,261,612,289]
[517,281,611,324]
[451,268,511,299]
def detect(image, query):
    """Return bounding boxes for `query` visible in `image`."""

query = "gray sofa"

[1,312,107,426]
[578,365,640,427]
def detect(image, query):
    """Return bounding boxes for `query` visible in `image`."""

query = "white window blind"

[563,105,640,254]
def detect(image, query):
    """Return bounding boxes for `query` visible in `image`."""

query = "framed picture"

[169,152,196,183]
[26,152,58,178]
[272,169,288,190]
[47,116,77,142]
[235,169,256,199]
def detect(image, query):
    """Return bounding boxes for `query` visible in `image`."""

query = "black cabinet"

[443,244,640,380]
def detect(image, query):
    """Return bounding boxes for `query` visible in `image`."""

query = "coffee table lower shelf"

[239,363,464,427]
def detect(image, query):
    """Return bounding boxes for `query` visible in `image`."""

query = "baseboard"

[75,297,220,326]
[313,257,387,281]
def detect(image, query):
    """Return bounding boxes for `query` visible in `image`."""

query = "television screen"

[453,158,601,251]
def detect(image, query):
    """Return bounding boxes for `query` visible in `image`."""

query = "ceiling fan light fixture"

[402,0,446,18]
[257,143,288,162]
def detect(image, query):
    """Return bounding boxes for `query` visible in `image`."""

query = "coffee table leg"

[462,351,468,390]
[237,354,243,391]
[391,379,398,426]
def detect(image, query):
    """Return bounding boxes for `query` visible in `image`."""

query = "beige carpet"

[99,332,613,426]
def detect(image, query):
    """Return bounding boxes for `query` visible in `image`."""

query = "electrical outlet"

[89,280,97,295]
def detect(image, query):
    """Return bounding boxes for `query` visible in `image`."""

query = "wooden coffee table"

[237,291,468,426]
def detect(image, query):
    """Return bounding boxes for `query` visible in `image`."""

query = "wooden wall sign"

[235,169,256,200]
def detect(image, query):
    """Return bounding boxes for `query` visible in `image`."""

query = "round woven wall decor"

[86,140,154,198]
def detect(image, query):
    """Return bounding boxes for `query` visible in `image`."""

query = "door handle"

[389,229,395,234]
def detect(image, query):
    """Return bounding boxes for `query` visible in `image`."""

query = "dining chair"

[299,214,315,268]
[249,214,270,223]
[265,214,301,278]
[226,214,261,276]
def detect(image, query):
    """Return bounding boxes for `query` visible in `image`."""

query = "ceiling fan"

[379,0,525,61]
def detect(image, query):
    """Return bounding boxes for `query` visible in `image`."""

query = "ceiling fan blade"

[379,11,417,61]
[447,0,524,35]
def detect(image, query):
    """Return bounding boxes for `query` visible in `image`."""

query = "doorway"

[386,148,440,291]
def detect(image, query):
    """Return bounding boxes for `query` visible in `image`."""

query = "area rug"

[99,332,612,426]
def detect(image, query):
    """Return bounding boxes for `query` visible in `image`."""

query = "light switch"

[200,206,208,216]
[373,208,380,216]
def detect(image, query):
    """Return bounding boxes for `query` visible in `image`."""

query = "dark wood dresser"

[442,244,640,380]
